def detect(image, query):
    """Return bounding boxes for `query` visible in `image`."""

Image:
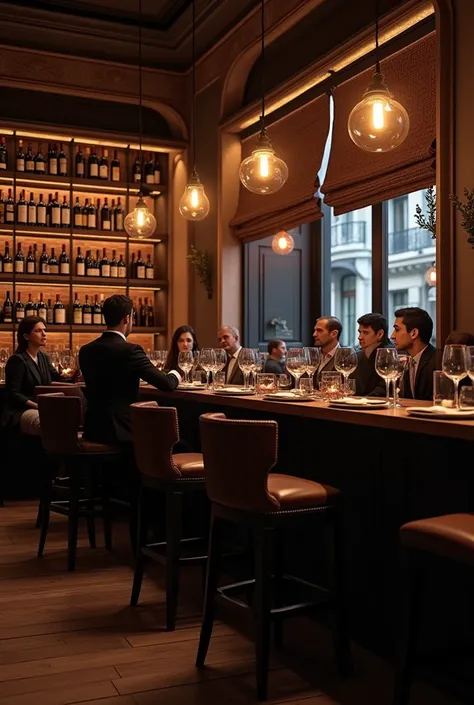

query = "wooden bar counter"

[140,386,474,660]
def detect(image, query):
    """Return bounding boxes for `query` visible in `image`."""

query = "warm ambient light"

[426,264,436,286]
[271,231,294,255]
[178,171,210,221]
[239,131,289,195]
[124,196,156,239]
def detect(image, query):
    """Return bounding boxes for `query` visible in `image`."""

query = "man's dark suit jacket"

[400,344,438,401]
[225,348,245,386]
[350,342,393,397]
[264,358,286,376]
[79,331,179,444]
[1,351,63,430]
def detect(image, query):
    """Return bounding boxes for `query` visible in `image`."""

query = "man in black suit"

[350,313,393,396]
[79,295,180,445]
[264,339,287,376]
[218,325,244,385]
[391,306,437,401]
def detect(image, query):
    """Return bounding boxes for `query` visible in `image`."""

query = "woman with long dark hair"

[164,325,200,376]
[1,316,65,435]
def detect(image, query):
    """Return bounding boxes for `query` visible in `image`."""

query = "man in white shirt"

[391,306,437,401]
[218,325,244,385]
[313,316,342,385]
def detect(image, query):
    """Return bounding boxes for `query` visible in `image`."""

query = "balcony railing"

[389,227,434,255]
[331,221,366,247]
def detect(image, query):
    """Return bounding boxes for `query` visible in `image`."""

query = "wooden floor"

[0,501,463,705]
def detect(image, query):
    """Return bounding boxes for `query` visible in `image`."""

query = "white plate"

[213,388,255,396]
[406,406,474,419]
[178,383,206,389]
[264,392,313,402]
[329,397,389,409]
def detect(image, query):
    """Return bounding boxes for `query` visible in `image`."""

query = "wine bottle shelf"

[0,171,166,196]
[0,226,167,244]
[0,273,167,288]
[0,323,165,333]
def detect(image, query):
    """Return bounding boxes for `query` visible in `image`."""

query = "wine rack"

[0,125,173,353]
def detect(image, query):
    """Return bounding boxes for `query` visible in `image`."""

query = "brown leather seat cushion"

[400,513,474,566]
[267,473,339,511]
[76,433,122,455]
[173,453,205,478]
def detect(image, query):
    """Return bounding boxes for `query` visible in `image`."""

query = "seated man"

[391,306,437,401]
[313,316,342,387]
[79,294,180,446]
[218,325,244,385]
[264,339,287,375]
[351,313,392,396]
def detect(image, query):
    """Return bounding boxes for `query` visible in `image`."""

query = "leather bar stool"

[129,401,206,631]
[37,393,122,571]
[393,513,474,705]
[196,412,351,702]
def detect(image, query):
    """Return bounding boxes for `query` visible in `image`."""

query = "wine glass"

[286,348,308,391]
[178,350,193,384]
[199,348,216,389]
[60,350,75,378]
[466,346,474,383]
[0,348,10,383]
[213,348,227,374]
[238,348,256,388]
[375,348,399,406]
[304,347,320,383]
[442,344,468,410]
[334,347,358,394]
[392,353,409,407]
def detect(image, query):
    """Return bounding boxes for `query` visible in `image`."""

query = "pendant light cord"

[191,0,196,172]
[260,0,266,133]
[375,0,380,73]
[138,0,143,191]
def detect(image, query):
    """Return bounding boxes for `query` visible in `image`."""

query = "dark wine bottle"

[87,199,97,229]
[75,246,85,276]
[75,145,84,178]
[46,298,54,324]
[16,140,25,172]
[50,192,61,227]
[61,196,70,227]
[93,295,102,325]
[73,292,83,324]
[40,244,49,274]
[136,250,145,279]
[153,154,161,184]
[82,295,92,324]
[37,194,47,226]
[37,293,47,320]
[99,149,109,180]
[3,242,13,273]
[15,242,25,274]
[145,253,154,279]
[53,293,66,324]
[100,248,110,277]
[15,292,25,323]
[3,291,13,323]
[110,250,118,278]
[25,293,36,316]
[16,190,27,225]
[88,146,99,179]
[0,136,8,171]
[101,197,111,231]
[129,252,136,278]
[145,153,154,184]
[58,143,68,176]
[114,197,124,231]
[132,154,141,183]
[34,143,45,173]
[48,143,58,175]
[26,246,35,274]
[48,247,59,275]
[59,244,70,275]
[5,189,14,223]
[27,192,36,225]
[117,253,126,278]
[85,250,94,277]
[73,196,82,229]
[0,191,5,224]
[25,144,34,172]
[111,150,120,181]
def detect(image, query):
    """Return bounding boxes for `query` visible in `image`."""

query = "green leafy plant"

[414,185,436,239]
[187,245,213,299]
[450,188,474,247]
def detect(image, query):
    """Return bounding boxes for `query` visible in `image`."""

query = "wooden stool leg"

[392,550,425,705]
[85,469,96,550]
[196,509,222,668]
[274,528,284,649]
[130,486,148,606]
[37,484,52,557]
[165,489,183,631]
[67,466,80,572]
[333,506,352,677]
[254,525,273,701]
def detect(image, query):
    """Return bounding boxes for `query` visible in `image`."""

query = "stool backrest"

[35,384,85,424]
[199,412,279,513]
[130,402,182,479]
[37,393,82,455]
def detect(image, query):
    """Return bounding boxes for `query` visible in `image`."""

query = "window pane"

[386,186,436,346]
[330,206,372,347]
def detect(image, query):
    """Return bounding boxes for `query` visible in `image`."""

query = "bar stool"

[393,513,474,705]
[37,393,122,571]
[129,401,207,631]
[196,412,351,701]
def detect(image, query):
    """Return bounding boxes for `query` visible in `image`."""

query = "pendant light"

[179,0,210,221]
[124,0,157,239]
[347,0,410,153]
[239,0,288,195]
[271,231,294,255]
[425,262,436,286]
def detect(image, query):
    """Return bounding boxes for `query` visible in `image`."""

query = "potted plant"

[414,185,436,238]
[187,245,213,299]
[450,188,474,247]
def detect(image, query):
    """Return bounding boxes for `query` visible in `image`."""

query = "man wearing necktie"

[391,306,437,401]
[218,325,244,385]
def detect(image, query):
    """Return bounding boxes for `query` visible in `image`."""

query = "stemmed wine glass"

[238,348,256,388]
[334,347,358,395]
[0,348,10,383]
[392,353,409,407]
[466,346,474,384]
[286,348,308,391]
[304,347,320,384]
[442,344,468,410]
[60,349,76,378]
[178,350,194,384]
[375,348,400,406]
[199,348,216,390]
[212,349,227,388]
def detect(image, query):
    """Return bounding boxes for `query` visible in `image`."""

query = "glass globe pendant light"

[179,0,210,221]
[425,263,436,287]
[238,0,288,195]
[271,231,294,255]
[124,0,157,239]
[347,2,410,153]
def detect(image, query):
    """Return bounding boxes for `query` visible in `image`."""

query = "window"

[391,289,409,311]
[341,275,356,346]
[391,196,408,235]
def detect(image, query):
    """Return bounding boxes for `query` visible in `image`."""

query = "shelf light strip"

[0,129,177,154]
[0,177,161,196]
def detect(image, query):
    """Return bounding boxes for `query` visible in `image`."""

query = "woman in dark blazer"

[164,325,200,376]
[2,316,65,435]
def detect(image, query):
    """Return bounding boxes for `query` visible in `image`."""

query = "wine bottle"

[37,293,47,320]
[59,244,70,275]
[15,292,25,323]
[16,140,25,172]
[32,244,38,274]
[25,144,34,172]
[5,189,14,223]
[46,193,53,227]
[50,192,61,227]
[3,291,13,323]
[81,198,89,228]
[75,145,84,178]
[129,252,136,278]
[53,293,66,324]
[73,292,82,324]
[25,293,36,316]
[110,250,118,278]
[36,194,47,226]
[138,298,144,326]
[117,253,126,278]
[153,154,161,184]
[0,190,5,225]
[94,249,101,276]
[114,197,124,231]
[101,197,111,231]
[73,196,82,228]
[26,246,35,274]
[3,242,13,273]
[132,301,138,327]
[16,190,27,225]
[40,244,49,274]
[27,192,36,225]
[46,298,54,324]
[15,242,25,274]
[48,143,58,175]
[58,143,68,176]
[93,294,102,325]
[34,143,45,173]
[100,248,110,277]
[82,295,92,324]
[145,153,154,184]
[132,153,141,183]
[48,247,59,275]
[99,149,109,180]
[0,136,8,170]
[88,146,99,179]
[111,150,120,181]
[136,250,145,279]
[75,246,85,276]
[85,250,94,277]
[146,297,154,327]
[145,253,154,279]
[61,196,70,227]
[87,199,97,229]
[100,293,105,325]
